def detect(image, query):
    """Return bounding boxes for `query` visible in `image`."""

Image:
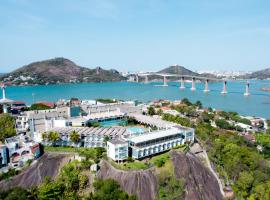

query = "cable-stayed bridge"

[130,72,252,96]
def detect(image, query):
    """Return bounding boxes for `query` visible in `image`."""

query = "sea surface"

[2,80,270,118]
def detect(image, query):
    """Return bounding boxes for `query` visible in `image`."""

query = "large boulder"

[171,151,223,200]
[97,160,158,200]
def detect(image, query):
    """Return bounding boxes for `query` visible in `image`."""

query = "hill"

[0,153,70,191]
[97,151,222,200]
[158,65,199,76]
[1,57,126,85]
[244,68,270,79]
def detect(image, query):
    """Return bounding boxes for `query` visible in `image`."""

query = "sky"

[1,0,270,73]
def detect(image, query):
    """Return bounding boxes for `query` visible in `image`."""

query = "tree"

[104,135,110,144]
[48,131,60,146]
[0,187,29,200]
[201,112,214,123]
[267,119,270,127]
[28,186,38,200]
[195,100,203,109]
[88,179,136,200]
[162,113,191,127]
[195,123,215,142]
[147,106,156,116]
[88,122,101,127]
[157,109,163,116]
[181,98,192,106]
[79,174,89,191]
[157,177,185,200]
[70,131,80,145]
[0,114,16,142]
[236,171,254,198]
[42,132,48,141]
[30,103,51,110]
[215,119,233,130]
[38,177,65,200]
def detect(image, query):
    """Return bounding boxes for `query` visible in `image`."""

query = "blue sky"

[1,0,270,72]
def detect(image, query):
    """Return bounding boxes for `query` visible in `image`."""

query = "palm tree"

[42,132,48,141]
[104,135,110,144]
[48,131,59,146]
[147,106,156,116]
[70,130,80,146]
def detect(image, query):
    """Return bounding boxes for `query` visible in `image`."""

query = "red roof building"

[36,101,55,108]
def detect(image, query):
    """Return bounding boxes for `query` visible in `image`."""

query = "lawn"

[44,146,106,162]
[109,160,150,170]
[44,146,79,152]
[149,152,170,167]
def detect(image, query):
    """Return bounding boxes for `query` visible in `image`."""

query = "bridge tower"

[144,75,149,84]
[163,76,168,86]
[221,80,228,94]
[204,79,210,92]
[135,75,139,83]
[244,81,250,96]
[191,77,196,91]
[180,77,185,89]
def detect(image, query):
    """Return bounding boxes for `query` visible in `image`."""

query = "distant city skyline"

[1,0,270,72]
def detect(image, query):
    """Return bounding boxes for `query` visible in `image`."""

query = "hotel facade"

[107,126,194,161]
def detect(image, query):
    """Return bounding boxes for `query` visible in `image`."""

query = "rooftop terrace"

[128,127,188,144]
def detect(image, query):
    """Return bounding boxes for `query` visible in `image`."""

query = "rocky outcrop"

[0,153,70,191]
[97,160,158,200]
[171,151,223,200]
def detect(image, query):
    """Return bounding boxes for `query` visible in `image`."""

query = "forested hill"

[244,68,270,79]
[0,57,126,85]
[158,65,199,76]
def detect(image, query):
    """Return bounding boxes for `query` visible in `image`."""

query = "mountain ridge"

[244,68,270,79]
[157,65,199,76]
[0,57,126,85]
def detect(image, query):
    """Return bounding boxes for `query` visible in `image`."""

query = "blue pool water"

[100,119,127,127]
[127,127,145,134]
[2,81,270,118]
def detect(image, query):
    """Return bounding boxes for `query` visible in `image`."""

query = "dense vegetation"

[0,168,20,182]
[147,106,156,116]
[30,103,52,110]
[254,133,270,158]
[88,179,136,200]
[217,111,252,125]
[0,114,16,142]
[195,121,270,199]
[0,160,135,200]
[155,153,185,200]
[155,98,270,199]
[162,113,192,127]
[96,98,118,104]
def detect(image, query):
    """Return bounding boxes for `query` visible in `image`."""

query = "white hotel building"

[107,126,194,161]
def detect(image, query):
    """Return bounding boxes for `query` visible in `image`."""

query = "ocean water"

[2,80,270,118]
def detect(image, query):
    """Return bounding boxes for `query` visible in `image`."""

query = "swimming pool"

[100,119,127,127]
[127,127,145,134]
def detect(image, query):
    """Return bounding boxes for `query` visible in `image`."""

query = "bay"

[2,80,270,118]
